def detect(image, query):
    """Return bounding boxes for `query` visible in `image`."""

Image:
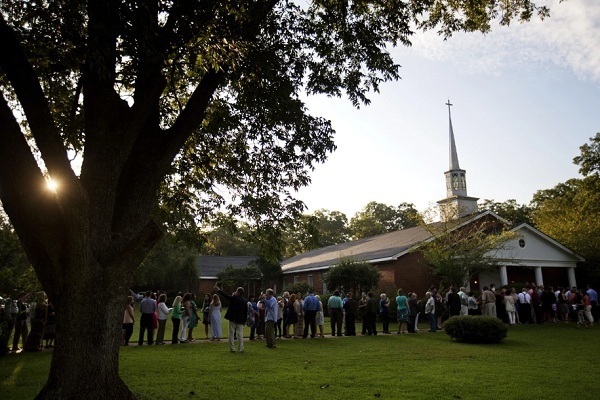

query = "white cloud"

[406,0,600,82]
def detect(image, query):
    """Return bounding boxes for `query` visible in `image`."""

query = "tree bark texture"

[35,277,133,400]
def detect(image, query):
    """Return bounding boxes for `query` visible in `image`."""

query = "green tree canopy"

[349,201,423,239]
[531,132,600,284]
[284,209,351,257]
[0,212,41,296]
[200,221,260,257]
[0,0,556,397]
[480,199,534,226]
[573,132,600,177]
[133,235,201,293]
[532,176,600,283]
[284,281,311,296]
[217,265,262,291]
[324,258,380,299]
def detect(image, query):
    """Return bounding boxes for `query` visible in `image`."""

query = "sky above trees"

[297,0,600,218]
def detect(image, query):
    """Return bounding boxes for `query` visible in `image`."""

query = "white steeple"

[449,103,461,171]
[437,100,479,221]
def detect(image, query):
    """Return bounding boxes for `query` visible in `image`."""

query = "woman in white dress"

[209,294,222,340]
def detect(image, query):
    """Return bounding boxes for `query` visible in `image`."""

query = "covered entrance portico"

[474,223,583,290]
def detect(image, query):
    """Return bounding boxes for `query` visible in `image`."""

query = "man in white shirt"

[518,288,531,324]
[425,292,436,333]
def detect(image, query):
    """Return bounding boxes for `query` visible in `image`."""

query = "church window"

[460,173,466,190]
[519,239,526,248]
[452,174,459,190]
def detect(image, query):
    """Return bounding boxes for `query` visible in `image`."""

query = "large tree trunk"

[34,256,135,400]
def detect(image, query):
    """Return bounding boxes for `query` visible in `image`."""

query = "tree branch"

[0,14,77,189]
[104,219,164,279]
[0,93,63,295]
[108,68,223,245]
[109,0,279,244]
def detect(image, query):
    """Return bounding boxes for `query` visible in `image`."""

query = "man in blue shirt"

[138,291,156,346]
[328,291,343,336]
[302,289,319,339]
[264,289,278,348]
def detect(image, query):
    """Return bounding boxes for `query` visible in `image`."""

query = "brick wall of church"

[382,252,437,296]
[281,251,438,297]
[282,270,327,294]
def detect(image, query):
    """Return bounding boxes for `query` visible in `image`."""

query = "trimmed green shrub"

[444,315,507,344]
[285,282,311,296]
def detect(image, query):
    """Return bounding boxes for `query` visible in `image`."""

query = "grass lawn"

[1,316,598,400]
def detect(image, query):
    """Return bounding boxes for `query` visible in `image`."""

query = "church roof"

[196,255,257,279]
[281,210,585,275]
[281,211,498,274]
[281,225,432,274]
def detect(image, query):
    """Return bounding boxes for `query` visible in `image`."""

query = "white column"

[568,267,577,289]
[500,266,508,287]
[535,267,544,287]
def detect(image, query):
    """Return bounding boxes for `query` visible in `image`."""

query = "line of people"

[125,282,598,351]
[425,283,597,330]
[1,291,56,354]
[275,288,422,339]
[128,290,222,346]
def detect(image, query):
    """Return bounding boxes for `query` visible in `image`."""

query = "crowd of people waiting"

[128,290,223,346]
[2,281,596,356]
[130,281,598,352]
[422,283,597,332]
[0,291,56,355]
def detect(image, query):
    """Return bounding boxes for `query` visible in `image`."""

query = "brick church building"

[280,103,583,295]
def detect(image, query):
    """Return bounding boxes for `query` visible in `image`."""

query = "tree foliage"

[480,199,534,226]
[573,132,600,177]
[531,133,600,284]
[419,217,519,288]
[532,177,600,281]
[323,258,380,299]
[0,0,556,397]
[349,201,423,239]
[133,235,200,292]
[217,265,262,290]
[200,220,260,257]
[284,209,351,257]
[0,212,41,296]
[284,281,311,296]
